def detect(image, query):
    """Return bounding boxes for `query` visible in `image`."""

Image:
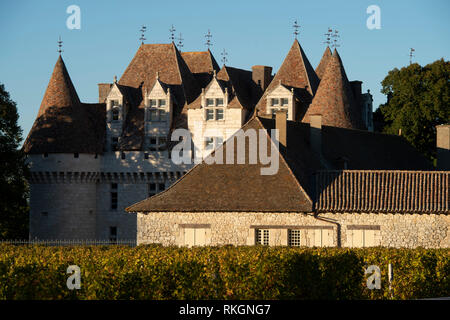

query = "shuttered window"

[184,228,208,247]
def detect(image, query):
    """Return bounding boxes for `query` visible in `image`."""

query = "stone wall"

[136,211,449,248]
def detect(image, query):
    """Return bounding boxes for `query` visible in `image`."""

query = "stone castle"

[24,37,449,247]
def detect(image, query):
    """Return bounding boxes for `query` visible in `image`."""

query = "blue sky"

[1,0,449,139]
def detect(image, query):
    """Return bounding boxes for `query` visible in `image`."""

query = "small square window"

[281,98,288,106]
[288,230,301,247]
[111,183,118,190]
[112,108,119,121]
[150,137,157,145]
[159,99,166,107]
[271,98,279,106]
[216,109,224,120]
[206,109,214,121]
[158,183,165,191]
[216,98,224,106]
[206,99,214,106]
[205,137,214,149]
[159,137,167,146]
[150,109,158,121]
[111,100,119,107]
[256,229,269,246]
[150,99,157,107]
[74,153,79,158]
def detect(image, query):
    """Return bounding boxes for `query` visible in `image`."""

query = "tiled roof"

[186,65,261,118]
[315,46,332,80]
[315,170,449,213]
[256,39,319,116]
[181,50,220,89]
[24,56,105,154]
[127,115,433,213]
[126,117,314,213]
[36,55,80,117]
[117,43,201,149]
[302,49,364,129]
[181,50,220,74]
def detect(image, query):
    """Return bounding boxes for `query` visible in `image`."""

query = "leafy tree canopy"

[374,59,450,163]
[0,83,29,239]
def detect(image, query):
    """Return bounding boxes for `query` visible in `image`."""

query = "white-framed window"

[204,136,224,151]
[349,228,379,248]
[270,98,279,106]
[148,136,167,151]
[270,107,289,119]
[147,99,168,122]
[205,98,225,121]
[288,229,301,247]
[255,229,270,246]
[184,227,209,247]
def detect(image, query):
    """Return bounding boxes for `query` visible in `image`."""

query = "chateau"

[24,37,450,247]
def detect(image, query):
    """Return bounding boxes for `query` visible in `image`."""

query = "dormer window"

[147,99,168,122]
[269,97,289,119]
[112,108,119,121]
[205,98,225,121]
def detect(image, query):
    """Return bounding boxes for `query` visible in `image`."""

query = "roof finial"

[177,33,184,51]
[57,36,63,54]
[409,48,415,65]
[205,29,213,49]
[331,29,340,49]
[156,71,160,80]
[114,75,117,83]
[169,25,176,42]
[293,20,300,39]
[139,25,147,44]
[213,69,217,78]
[324,27,332,46]
[221,48,228,65]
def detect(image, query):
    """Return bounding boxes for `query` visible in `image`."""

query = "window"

[312,229,333,247]
[147,99,168,122]
[121,152,126,159]
[280,98,289,106]
[255,229,270,245]
[148,136,167,151]
[112,108,119,121]
[148,182,165,197]
[349,228,379,248]
[43,153,48,158]
[184,227,208,247]
[109,226,117,243]
[111,183,118,210]
[111,137,119,151]
[288,229,301,247]
[205,97,225,121]
[270,107,288,119]
[144,152,149,159]
[204,136,223,151]
[271,98,279,106]
[74,153,79,158]
[111,100,119,107]
[215,109,224,120]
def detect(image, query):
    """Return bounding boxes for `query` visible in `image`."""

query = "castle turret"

[302,49,364,130]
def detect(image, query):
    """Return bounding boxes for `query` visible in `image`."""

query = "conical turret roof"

[302,49,362,129]
[315,46,332,80]
[256,39,320,116]
[37,55,80,117]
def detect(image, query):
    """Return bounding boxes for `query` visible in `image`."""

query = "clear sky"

[1,0,449,139]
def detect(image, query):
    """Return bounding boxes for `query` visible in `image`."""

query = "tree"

[0,83,29,239]
[375,59,450,163]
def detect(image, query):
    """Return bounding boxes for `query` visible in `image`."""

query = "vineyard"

[0,245,448,300]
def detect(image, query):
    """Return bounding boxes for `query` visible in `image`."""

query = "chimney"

[98,83,112,103]
[436,124,450,170]
[275,110,287,148]
[310,114,322,155]
[350,80,362,98]
[252,65,273,92]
